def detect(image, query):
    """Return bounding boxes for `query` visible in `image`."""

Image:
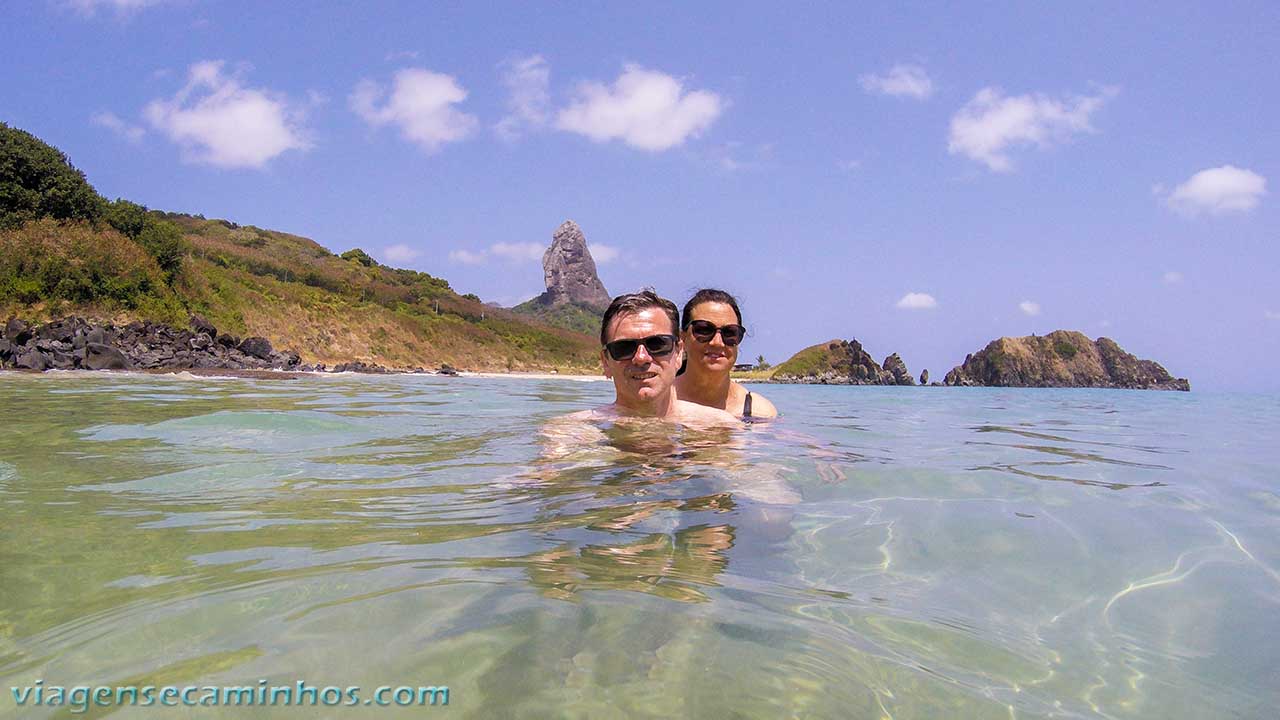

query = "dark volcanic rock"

[190,314,217,337]
[16,349,49,371]
[536,220,611,310]
[882,353,915,386]
[943,330,1189,391]
[437,363,459,376]
[332,361,389,373]
[5,318,33,345]
[237,336,274,360]
[84,343,131,370]
[920,369,929,385]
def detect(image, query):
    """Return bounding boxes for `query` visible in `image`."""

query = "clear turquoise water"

[1,372,1278,718]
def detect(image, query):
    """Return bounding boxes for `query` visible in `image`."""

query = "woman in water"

[674,289,778,420]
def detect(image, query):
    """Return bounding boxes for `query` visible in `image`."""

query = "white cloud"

[91,111,144,142]
[948,86,1116,172]
[68,0,169,16]
[1019,300,1041,316]
[555,64,724,151]
[1165,165,1267,216]
[495,55,551,141]
[448,249,487,265]
[143,60,309,169]
[896,292,937,310]
[490,242,545,262]
[591,243,620,264]
[859,64,933,100]
[350,68,478,154]
[1163,270,1184,284]
[383,244,420,264]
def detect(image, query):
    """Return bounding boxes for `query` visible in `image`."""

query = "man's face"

[601,308,683,409]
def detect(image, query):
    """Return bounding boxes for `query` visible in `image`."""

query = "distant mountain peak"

[539,220,610,311]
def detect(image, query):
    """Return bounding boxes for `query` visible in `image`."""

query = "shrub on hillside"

[341,248,375,267]
[105,198,188,278]
[0,219,180,316]
[1,122,105,230]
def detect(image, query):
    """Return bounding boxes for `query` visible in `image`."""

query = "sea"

[1,372,1277,718]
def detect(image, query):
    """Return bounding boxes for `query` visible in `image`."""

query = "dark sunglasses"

[687,320,745,346]
[604,334,678,361]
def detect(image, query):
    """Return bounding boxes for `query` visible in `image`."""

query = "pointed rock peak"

[542,219,610,310]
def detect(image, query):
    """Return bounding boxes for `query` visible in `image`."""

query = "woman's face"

[683,301,741,375]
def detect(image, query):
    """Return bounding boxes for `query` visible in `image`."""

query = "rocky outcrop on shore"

[0,316,454,375]
[882,353,915,386]
[770,338,915,385]
[943,330,1190,391]
[534,220,611,310]
[512,220,612,334]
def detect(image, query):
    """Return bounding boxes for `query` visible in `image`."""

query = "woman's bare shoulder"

[673,399,740,426]
[738,384,779,418]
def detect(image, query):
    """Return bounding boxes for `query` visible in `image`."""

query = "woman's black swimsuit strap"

[743,391,753,419]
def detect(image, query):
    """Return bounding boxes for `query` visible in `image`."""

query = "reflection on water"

[1,374,1278,718]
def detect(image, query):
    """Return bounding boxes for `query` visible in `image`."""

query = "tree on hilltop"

[0,122,105,230]
[341,248,376,267]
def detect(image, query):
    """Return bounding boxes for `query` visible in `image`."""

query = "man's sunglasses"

[604,334,679,361]
[687,320,746,346]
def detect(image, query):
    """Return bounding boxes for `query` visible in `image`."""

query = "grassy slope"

[768,339,844,378]
[512,295,604,336]
[2,215,601,372]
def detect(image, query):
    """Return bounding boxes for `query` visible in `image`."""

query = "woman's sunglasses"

[687,320,745,346]
[604,334,679,361]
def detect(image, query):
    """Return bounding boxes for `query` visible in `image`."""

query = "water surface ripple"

[1,374,1277,718]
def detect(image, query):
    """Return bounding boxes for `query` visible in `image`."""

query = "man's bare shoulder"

[673,399,741,426]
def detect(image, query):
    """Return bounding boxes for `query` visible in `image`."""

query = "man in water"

[588,289,739,424]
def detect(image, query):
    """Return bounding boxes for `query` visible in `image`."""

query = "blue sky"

[2,1,1276,390]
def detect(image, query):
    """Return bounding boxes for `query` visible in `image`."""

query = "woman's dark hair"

[680,288,743,330]
[599,289,681,345]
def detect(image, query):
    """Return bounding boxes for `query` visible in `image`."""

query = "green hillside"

[512,296,605,335]
[0,123,599,372]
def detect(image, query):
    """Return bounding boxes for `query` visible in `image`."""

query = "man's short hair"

[600,289,680,345]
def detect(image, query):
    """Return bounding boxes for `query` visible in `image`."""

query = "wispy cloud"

[1163,270,1184,284]
[67,0,170,17]
[948,86,1117,172]
[90,111,145,142]
[703,141,774,172]
[495,54,551,141]
[143,60,310,169]
[448,249,487,265]
[382,244,420,264]
[450,242,550,265]
[859,64,933,100]
[1265,310,1280,321]
[591,243,620,264]
[896,292,937,310]
[351,68,478,154]
[385,50,420,62]
[1164,165,1267,216]
[556,64,724,151]
[490,242,545,262]
[1019,300,1041,316]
